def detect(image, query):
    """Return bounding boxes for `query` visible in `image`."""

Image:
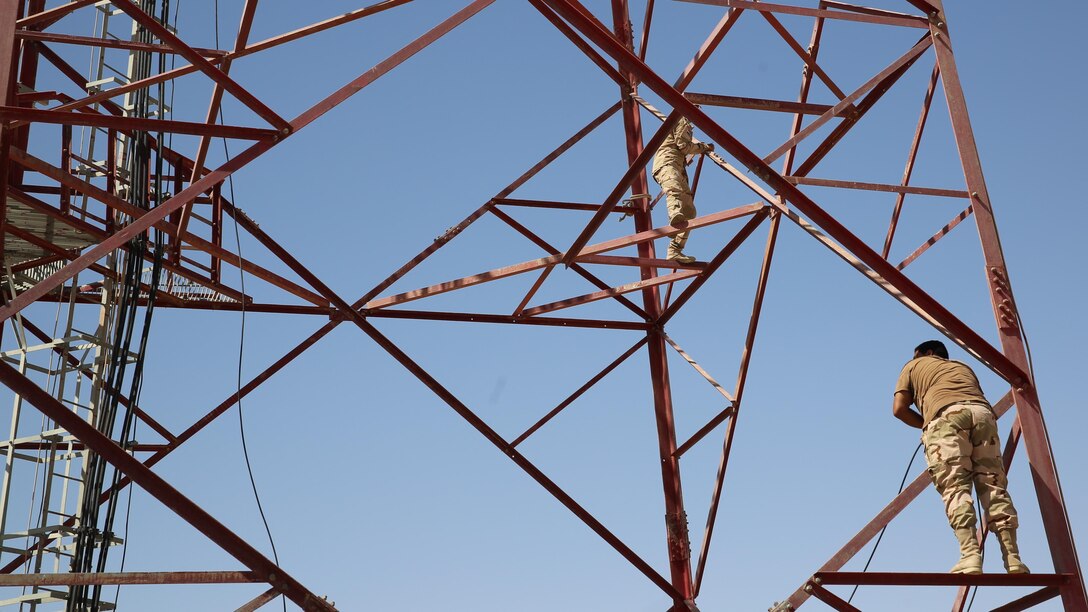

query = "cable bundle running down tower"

[0,1,1083,610]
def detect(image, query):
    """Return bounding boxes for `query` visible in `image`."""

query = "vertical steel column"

[0,0,20,270]
[927,2,1088,608]
[10,0,44,189]
[610,0,694,605]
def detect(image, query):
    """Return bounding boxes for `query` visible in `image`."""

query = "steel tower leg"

[925,2,1088,608]
[610,1,695,606]
[0,0,17,269]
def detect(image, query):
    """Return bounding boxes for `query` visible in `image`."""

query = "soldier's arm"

[675,121,707,156]
[892,391,924,429]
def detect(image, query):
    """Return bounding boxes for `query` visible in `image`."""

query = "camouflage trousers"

[653,165,695,256]
[922,403,1019,531]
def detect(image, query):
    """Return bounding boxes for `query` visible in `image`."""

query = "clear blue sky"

[16,1,1088,610]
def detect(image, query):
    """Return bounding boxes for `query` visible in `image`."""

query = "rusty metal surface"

[0,0,1083,610]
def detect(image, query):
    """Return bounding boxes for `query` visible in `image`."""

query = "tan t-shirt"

[652,118,706,176]
[895,356,989,425]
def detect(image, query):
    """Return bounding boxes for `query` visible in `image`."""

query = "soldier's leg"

[924,405,982,573]
[654,166,694,258]
[968,405,1028,573]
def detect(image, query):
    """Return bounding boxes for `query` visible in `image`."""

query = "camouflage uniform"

[922,402,1018,532]
[897,353,1027,573]
[652,117,711,259]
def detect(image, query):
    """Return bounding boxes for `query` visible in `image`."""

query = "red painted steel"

[807,582,861,612]
[108,0,289,131]
[692,214,779,597]
[0,571,262,586]
[686,92,834,115]
[927,2,1087,606]
[0,0,17,270]
[0,360,335,611]
[764,37,931,165]
[0,106,278,139]
[784,175,966,198]
[882,61,941,259]
[540,0,1026,386]
[511,337,650,448]
[14,0,97,29]
[679,0,928,28]
[15,30,227,56]
[814,571,1071,587]
[364,203,762,310]
[488,206,650,318]
[611,2,694,604]
[1,1,1083,609]
[236,588,281,612]
[758,9,851,101]
[896,204,973,270]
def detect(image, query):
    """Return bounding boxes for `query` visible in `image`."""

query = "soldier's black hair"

[914,340,949,359]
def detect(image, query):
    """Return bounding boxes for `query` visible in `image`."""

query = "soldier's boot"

[950,527,983,574]
[996,529,1030,574]
[667,251,696,264]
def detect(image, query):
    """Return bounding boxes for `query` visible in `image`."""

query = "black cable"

[68,1,169,607]
[112,0,183,606]
[227,157,285,612]
[847,442,924,605]
[213,3,285,610]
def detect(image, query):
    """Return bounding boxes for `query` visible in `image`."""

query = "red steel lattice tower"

[0,0,1083,610]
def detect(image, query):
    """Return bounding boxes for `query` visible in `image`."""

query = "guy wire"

[847,441,924,605]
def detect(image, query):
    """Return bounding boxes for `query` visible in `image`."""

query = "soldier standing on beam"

[652,116,713,264]
[893,340,1029,575]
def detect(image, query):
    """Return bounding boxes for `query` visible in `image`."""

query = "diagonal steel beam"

[895,205,972,271]
[521,269,701,317]
[560,111,681,266]
[36,0,416,118]
[0,0,496,323]
[0,361,334,611]
[218,201,686,604]
[357,317,683,601]
[762,36,931,165]
[782,392,1014,609]
[177,0,262,259]
[6,185,246,303]
[529,0,626,87]
[756,9,849,101]
[989,586,1062,612]
[0,106,278,139]
[536,0,1027,387]
[189,0,262,181]
[109,0,290,131]
[9,148,322,306]
[365,203,763,310]
[882,61,941,259]
[679,0,928,28]
[674,3,745,92]
[692,213,780,596]
[489,206,649,319]
[511,336,649,448]
[928,4,1088,605]
[658,210,767,325]
[14,0,97,29]
[790,39,927,178]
